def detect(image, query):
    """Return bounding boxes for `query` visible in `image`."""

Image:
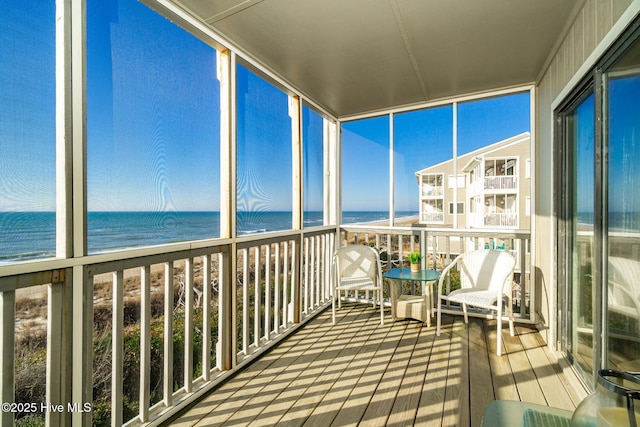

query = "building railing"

[421,212,445,223]
[484,212,519,227]
[484,175,518,191]
[421,186,444,197]
[0,224,530,426]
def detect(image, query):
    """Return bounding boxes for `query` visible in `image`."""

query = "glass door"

[565,93,596,381]
[604,36,640,373]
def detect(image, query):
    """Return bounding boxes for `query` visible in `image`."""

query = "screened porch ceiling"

[167,0,579,118]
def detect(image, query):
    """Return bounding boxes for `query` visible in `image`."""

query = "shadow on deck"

[170,304,581,426]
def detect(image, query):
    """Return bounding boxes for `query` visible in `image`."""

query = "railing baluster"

[112,271,124,427]
[283,241,290,327]
[274,243,281,333]
[310,236,316,308]
[202,254,211,381]
[315,235,321,305]
[242,248,249,355]
[265,244,271,341]
[304,237,309,314]
[163,262,173,407]
[140,265,151,422]
[253,246,261,348]
[184,258,194,393]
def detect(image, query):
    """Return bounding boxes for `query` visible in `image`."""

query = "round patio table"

[384,268,441,326]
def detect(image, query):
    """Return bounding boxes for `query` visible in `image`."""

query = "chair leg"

[462,303,469,324]
[436,297,442,336]
[332,292,336,324]
[508,295,515,336]
[379,289,384,325]
[497,303,503,356]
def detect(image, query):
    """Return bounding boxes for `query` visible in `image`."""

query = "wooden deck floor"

[171,304,581,427]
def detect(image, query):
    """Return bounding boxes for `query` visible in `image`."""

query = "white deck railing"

[0,225,530,426]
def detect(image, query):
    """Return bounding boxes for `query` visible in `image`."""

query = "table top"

[383,268,441,281]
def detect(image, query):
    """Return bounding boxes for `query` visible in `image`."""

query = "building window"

[449,202,464,215]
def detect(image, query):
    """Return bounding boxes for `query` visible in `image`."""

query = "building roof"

[414,131,531,176]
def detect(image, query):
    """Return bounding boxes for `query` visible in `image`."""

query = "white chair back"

[458,250,516,293]
[334,245,379,283]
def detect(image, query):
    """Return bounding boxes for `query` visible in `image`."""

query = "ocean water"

[0,211,417,263]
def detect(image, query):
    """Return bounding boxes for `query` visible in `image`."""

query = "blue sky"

[342,93,531,212]
[2,0,530,216]
[0,0,56,212]
[87,0,220,212]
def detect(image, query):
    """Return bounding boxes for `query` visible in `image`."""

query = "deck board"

[172,305,579,427]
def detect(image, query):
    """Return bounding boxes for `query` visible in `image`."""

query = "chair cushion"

[336,277,377,291]
[447,288,499,310]
[480,401,572,427]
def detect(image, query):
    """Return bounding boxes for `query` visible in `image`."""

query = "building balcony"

[484,176,518,193]
[421,212,445,223]
[484,213,519,228]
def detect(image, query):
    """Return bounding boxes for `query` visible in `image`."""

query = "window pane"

[606,39,640,372]
[0,0,56,263]
[394,106,452,226]
[303,105,325,228]
[341,116,389,225]
[87,0,220,253]
[236,65,292,234]
[569,93,595,380]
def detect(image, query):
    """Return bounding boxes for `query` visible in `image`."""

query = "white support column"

[290,95,302,230]
[46,270,71,427]
[329,120,341,227]
[112,271,124,427]
[218,49,233,240]
[0,290,15,427]
[56,0,73,259]
[389,112,395,226]
[452,103,458,229]
[72,266,92,426]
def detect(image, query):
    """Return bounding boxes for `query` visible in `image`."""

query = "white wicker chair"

[332,245,384,325]
[436,250,516,355]
[607,257,640,327]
